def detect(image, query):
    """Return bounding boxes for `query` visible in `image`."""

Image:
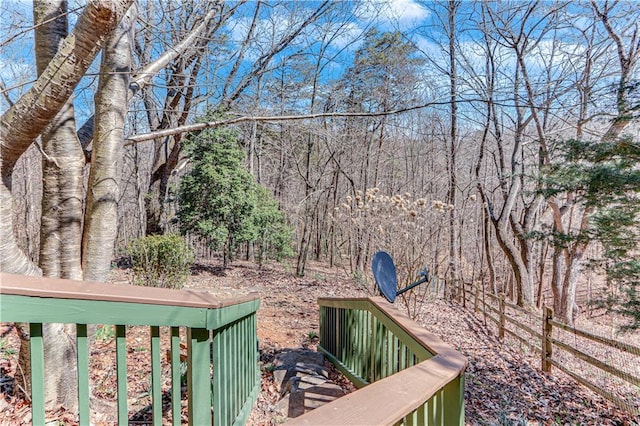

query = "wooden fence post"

[482,289,487,326]
[498,293,505,339]
[542,307,553,373]
[462,281,466,307]
[473,283,479,313]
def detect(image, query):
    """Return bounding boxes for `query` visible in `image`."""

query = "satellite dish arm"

[396,268,429,296]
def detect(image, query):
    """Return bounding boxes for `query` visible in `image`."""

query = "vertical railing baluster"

[370,315,376,382]
[229,324,235,421]
[435,388,444,424]
[337,308,343,362]
[335,308,340,360]
[150,326,162,426]
[225,326,232,425]
[76,324,90,425]
[356,309,363,377]
[428,393,436,425]
[417,403,426,425]
[392,335,399,375]
[319,306,324,349]
[212,325,223,426]
[237,319,242,409]
[246,316,251,399]
[234,321,240,419]
[344,309,350,368]
[407,407,418,426]
[330,307,334,354]
[29,323,45,426]
[115,324,128,426]
[246,316,251,398]
[230,324,235,421]
[187,327,211,426]
[327,307,333,354]
[170,327,181,425]
[221,327,229,425]
[386,328,392,378]
[252,313,258,389]
[345,309,352,369]
[240,318,246,405]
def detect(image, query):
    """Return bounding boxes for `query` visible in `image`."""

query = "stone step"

[271,349,347,419]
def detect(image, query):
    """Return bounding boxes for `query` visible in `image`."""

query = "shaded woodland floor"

[1,259,638,425]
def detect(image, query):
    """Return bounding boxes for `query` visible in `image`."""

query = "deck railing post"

[29,323,46,426]
[76,324,90,425]
[443,374,465,426]
[115,324,128,426]
[187,327,211,426]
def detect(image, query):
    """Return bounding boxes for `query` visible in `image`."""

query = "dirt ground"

[1,259,638,425]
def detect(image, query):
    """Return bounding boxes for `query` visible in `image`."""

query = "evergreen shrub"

[127,234,194,289]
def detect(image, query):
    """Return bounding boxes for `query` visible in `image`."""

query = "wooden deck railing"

[289,297,467,425]
[0,273,260,426]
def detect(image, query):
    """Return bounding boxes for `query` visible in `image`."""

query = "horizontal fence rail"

[460,283,640,416]
[0,273,260,426]
[289,297,467,426]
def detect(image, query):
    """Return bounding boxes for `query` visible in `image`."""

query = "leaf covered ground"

[1,260,638,425]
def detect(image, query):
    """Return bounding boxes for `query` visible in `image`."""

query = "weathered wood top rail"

[289,297,467,425]
[289,356,463,425]
[0,272,257,308]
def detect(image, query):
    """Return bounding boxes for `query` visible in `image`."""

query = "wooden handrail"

[290,296,467,425]
[288,355,464,425]
[0,272,258,309]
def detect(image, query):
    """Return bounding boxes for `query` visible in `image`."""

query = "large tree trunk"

[1,0,132,275]
[82,4,136,282]
[2,0,133,411]
[35,0,84,281]
[446,0,460,300]
[493,219,534,306]
[34,0,87,410]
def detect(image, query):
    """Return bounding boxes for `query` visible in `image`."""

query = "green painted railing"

[289,297,467,425]
[0,273,260,426]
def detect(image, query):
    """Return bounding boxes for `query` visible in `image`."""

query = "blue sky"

[1,0,637,128]
[0,0,434,112]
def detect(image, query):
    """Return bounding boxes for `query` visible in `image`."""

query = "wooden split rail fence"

[0,273,261,426]
[461,283,640,416]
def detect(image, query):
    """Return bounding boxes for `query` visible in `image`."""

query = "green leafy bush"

[127,234,194,289]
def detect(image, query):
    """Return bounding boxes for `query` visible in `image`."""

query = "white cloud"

[386,0,430,23]
[359,0,430,28]
[325,21,366,51]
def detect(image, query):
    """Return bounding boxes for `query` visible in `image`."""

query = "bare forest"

[1,0,639,422]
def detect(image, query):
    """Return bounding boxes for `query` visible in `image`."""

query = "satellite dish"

[371,251,430,303]
[372,251,398,302]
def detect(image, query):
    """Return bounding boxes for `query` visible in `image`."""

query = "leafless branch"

[124,100,453,145]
